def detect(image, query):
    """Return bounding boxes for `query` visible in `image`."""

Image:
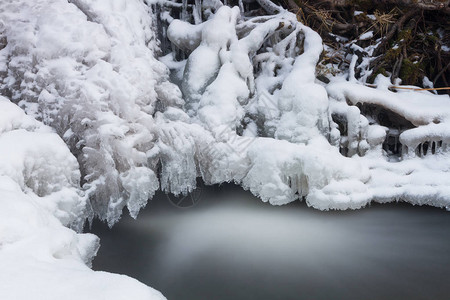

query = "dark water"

[90,184,450,300]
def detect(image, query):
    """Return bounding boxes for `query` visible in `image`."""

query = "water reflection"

[90,184,450,300]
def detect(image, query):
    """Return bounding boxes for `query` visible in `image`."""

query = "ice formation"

[0,0,448,219]
[0,0,182,226]
[1,0,449,297]
[161,2,450,211]
[0,97,165,300]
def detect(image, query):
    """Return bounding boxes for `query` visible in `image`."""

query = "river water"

[90,184,450,300]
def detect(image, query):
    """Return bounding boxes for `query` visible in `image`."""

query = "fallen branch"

[365,83,450,91]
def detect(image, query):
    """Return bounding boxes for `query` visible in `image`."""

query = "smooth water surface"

[90,184,450,300]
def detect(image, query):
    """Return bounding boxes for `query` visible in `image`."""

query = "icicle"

[416,143,421,157]
[346,106,360,157]
[291,174,298,194]
[239,0,244,14]
[348,54,358,83]
[193,0,202,25]
[394,134,398,153]
[300,175,309,197]
[401,144,407,158]
[181,0,188,21]
[436,141,442,154]
[161,26,167,54]
[288,34,296,58]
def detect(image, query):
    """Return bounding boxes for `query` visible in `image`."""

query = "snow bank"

[0,97,165,300]
[243,137,371,209]
[361,154,450,209]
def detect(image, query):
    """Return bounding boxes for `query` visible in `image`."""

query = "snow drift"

[0,97,165,300]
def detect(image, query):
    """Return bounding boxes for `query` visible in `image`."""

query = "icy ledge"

[0,97,165,300]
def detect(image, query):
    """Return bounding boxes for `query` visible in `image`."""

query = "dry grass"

[295,1,333,33]
[373,8,398,36]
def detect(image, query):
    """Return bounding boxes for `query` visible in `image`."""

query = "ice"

[164,6,374,209]
[1,0,448,221]
[0,0,184,225]
[0,97,165,300]
[327,77,450,126]
[163,3,450,211]
[399,123,450,157]
[2,0,450,297]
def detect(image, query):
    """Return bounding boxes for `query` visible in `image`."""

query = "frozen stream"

[90,184,450,300]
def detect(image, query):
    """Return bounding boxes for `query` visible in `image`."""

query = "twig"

[393,86,450,91]
[391,54,403,82]
[364,83,450,91]
[255,0,283,15]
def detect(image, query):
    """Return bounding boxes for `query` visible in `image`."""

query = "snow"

[1,0,450,298]
[325,76,450,209]
[243,137,371,208]
[399,123,450,156]
[359,31,373,40]
[0,0,180,225]
[165,7,374,209]
[422,76,434,89]
[327,79,450,126]
[167,20,203,51]
[360,154,450,209]
[0,97,165,300]
[163,3,450,212]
